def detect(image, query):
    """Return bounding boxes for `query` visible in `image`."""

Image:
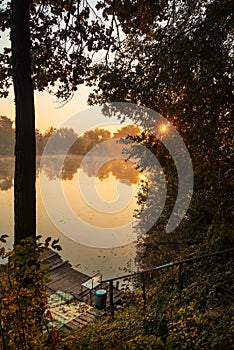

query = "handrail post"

[109,280,114,319]
[179,263,184,304]
[141,272,146,309]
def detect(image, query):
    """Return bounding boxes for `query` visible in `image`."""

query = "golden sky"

[0,27,101,133]
[0,85,92,132]
[0,25,118,134]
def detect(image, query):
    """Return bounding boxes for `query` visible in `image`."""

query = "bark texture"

[11,0,36,244]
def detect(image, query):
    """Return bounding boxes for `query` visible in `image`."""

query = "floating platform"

[42,248,122,330]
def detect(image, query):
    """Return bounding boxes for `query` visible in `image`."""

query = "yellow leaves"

[0,237,52,348]
[0,297,8,303]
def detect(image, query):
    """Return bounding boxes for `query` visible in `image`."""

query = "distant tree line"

[0,117,141,191]
[0,116,15,156]
[0,115,140,156]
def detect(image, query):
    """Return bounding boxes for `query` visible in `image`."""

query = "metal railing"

[101,247,234,318]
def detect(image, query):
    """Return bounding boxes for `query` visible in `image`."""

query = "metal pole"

[141,272,146,309]
[109,280,114,319]
[179,263,184,304]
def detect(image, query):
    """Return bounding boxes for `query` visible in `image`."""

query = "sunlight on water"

[0,156,142,279]
[61,170,138,228]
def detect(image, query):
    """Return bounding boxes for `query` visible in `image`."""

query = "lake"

[0,155,143,279]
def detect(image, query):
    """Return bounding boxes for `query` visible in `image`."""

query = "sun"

[159,123,168,134]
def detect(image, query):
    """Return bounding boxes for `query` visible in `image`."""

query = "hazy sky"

[0,11,96,133]
[0,84,93,132]
[0,1,125,134]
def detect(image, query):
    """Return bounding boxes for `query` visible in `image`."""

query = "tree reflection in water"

[41,154,140,185]
[0,153,141,190]
[0,158,15,191]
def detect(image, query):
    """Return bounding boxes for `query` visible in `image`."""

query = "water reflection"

[97,159,139,184]
[62,155,140,186]
[0,158,14,191]
[0,156,141,278]
[0,155,140,188]
[39,154,142,248]
[0,124,143,277]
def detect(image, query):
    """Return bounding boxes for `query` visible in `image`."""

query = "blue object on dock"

[95,289,107,309]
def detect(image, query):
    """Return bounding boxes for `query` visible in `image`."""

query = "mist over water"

[0,155,141,279]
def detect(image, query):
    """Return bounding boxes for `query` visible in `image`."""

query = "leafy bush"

[58,245,233,349]
[0,235,59,350]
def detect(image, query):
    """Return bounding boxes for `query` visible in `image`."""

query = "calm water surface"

[0,156,142,279]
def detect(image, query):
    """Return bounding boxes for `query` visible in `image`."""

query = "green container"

[95,289,107,309]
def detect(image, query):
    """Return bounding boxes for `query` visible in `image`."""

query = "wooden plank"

[65,309,105,330]
[86,309,99,317]
[78,313,94,322]
[47,278,85,293]
[49,266,73,280]
[73,317,87,326]
[66,283,88,294]
[66,320,84,330]
[46,254,63,265]
[49,269,72,281]
[49,269,88,284]
[41,249,58,260]
[87,308,105,317]
[51,268,88,281]
[47,276,69,287]
[49,265,71,277]
[83,311,97,320]
[50,260,71,271]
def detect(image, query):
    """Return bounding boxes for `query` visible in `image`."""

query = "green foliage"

[0,0,120,100]
[207,221,234,251]
[0,235,61,350]
[88,0,233,267]
[57,246,233,349]
[0,238,232,349]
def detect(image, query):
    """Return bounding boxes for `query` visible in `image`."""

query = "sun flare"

[159,124,168,134]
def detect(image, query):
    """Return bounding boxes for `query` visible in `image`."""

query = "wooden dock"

[43,248,89,298]
[42,248,122,330]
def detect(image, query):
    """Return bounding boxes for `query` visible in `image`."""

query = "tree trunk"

[11,0,36,244]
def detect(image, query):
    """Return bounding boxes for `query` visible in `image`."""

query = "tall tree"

[11,0,36,244]
[0,0,119,244]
